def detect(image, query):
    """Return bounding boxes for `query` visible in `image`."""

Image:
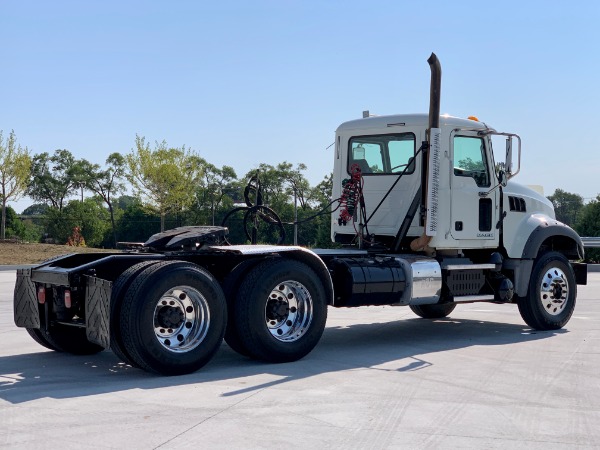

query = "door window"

[453,136,490,187]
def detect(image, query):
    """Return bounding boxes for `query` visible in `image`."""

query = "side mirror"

[505,137,513,174]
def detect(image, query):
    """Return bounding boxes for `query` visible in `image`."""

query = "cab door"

[449,132,499,246]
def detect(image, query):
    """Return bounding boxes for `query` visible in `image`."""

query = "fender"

[521,220,584,260]
[503,213,583,260]
[502,214,584,297]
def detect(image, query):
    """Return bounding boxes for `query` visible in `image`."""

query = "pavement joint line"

[152,387,266,449]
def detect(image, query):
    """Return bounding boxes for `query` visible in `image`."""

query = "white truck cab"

[332,112,580,257]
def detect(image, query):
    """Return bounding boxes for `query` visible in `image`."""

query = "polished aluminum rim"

[265,280,313,342]
[540,267,569,316]
[153,285,210,352]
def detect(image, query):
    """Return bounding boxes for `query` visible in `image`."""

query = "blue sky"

[2,0,599,212]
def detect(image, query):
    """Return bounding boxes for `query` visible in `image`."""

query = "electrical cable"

[364,142,427,227]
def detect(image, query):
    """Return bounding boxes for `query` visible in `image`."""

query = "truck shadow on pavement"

[0,316,565,404]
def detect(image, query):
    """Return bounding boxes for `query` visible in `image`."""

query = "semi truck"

[13,54,587,375]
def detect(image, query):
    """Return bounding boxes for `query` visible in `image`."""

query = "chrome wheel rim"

[540,267,569,316]
[153,285,210,352]
[265,280,313,342]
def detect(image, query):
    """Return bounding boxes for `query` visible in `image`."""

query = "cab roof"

[336,113,492,133]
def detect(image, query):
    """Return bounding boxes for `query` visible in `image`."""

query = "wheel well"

[522,223,584,261]
[216,250,334,306]
[538,235,582,261]
[285,251,335,306]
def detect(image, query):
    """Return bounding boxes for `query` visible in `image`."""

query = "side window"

[389,139,414,173]
[349,134,415,175]
[453,136,490,187]
[351,142,384,174]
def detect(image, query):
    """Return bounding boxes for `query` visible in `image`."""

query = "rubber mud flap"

[14,268,40,329]
[85,275,112,348]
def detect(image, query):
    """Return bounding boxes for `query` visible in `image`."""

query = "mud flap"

[14,268,40,328]
[572,262,587,285]
[85,276,112,348]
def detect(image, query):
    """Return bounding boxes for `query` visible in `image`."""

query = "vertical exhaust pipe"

[427,53,441,130]
[411,52,442,252]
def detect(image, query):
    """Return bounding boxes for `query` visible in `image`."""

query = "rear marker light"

[64,290,72,308]
[37,286,46,304]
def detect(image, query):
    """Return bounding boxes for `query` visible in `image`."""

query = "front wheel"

[233,258,328,363]
[518,251,576,330]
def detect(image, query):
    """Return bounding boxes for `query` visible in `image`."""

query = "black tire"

[222,260,259,357]
[234,258,328,363]
[409,303,456,319]
[26,326,104,355]
[119,261,227,375]
[26,328,59,351]
[518,251,576,330]
[110,260,161,366]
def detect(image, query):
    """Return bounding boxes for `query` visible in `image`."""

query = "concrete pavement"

[1,270,599,449]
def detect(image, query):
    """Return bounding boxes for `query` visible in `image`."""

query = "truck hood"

[504,181,555,219]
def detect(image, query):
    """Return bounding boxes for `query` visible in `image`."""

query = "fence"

[582,237,600,248]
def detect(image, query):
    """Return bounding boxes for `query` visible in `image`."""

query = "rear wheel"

[26,326,104,355]
[119,261,227,375]
[410,303,456,319]
[222,260,259,357]
[233,258,327,363]
[518,251,576,330]
[110,260,161,366]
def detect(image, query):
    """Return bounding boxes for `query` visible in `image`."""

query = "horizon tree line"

[1,130,334,248]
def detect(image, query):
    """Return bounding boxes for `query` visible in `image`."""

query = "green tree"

[115,200,161,243]
[27,149,78,211]
[234,164,334,247]
[3,205,23,239]
[21,203,48,235]
[243,162,312,211]
[3,205,43,242]
[69,158,96,202]
[310,173,335,248]
[0,130,32,239]
[281,162,312,210]
[44,198,110,246]
[311,172,333,206]
[547,189,584,227]
[194,162,237,225]
[22,203,49,216]
[82,153,126,247]
[127,136,203,232]
[115,195,138,211]
[575,195,600,263]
